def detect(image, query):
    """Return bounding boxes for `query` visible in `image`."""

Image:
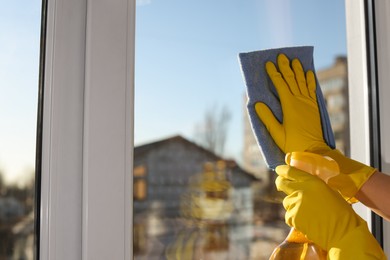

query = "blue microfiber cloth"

[239,46,335,170]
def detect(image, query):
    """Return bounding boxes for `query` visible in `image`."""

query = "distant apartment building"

[242,56,349,181]
[317,56,349,156]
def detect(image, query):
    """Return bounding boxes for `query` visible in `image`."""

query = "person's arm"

[357,171,390,221]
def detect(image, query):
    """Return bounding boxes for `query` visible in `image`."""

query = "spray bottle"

[269,152,339,260]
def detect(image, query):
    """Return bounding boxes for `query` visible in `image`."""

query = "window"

[23,0,388,258]
[134,165,146,177]
[134,179,147,200]
[0,1,42,258]
[134,0,349,258]
[366,0,390,254]
[134,165,147,200]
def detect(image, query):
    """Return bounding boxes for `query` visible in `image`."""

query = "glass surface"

[134,0,349,259]
[0,1,42,259]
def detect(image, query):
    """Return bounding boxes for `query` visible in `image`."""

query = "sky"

[0,0,347,184]
[134,0,348,162]
[0,1,41,185]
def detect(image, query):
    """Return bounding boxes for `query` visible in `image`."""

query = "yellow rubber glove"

[276,165,386,260]
[255,53,330,154]
[324,149,377,203]
[256,53,377,202]
[287,151,376,203]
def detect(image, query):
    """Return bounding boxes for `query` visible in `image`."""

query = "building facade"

[317,56,349,156]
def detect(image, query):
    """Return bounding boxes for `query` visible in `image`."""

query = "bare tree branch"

[194,105,231,156]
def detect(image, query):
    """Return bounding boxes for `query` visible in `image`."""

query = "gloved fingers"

[275,173,303,195]
[275,165,291,179]
[254,102,285,149]
[276,164,314,182]
[282,192,301,227]
[306,70,317,101]
[265,61,292,101]
[277,54,301,96]
[292,58,309,97]
[275,175,288,193]
[284,209,294,228]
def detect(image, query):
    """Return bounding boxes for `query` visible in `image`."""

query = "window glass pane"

[0,1,42,258]
[134,0,348,258]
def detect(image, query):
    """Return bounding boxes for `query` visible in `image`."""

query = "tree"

[194,105,231,156]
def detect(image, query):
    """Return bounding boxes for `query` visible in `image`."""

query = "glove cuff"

[324,149,377,203]
[328,222,387,260]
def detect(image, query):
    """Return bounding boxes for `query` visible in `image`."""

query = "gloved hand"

[255,53,330,154]
[276,165,386,259]
[256,53,377,202]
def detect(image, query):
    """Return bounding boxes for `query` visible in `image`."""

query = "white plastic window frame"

[373,0,390,256]
[39,0,134,259]
[345,0,372,222]
[346,0,390,255]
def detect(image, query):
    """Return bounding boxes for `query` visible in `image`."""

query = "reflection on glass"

[133,136,286,259]
[134,0,348,259]
[0,1,41,259]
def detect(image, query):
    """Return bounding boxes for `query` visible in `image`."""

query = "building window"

[134,179,147,200]
[134,165,147,200]
[134,165,146,177]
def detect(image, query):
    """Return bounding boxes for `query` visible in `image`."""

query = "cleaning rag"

[238,46,335,170]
